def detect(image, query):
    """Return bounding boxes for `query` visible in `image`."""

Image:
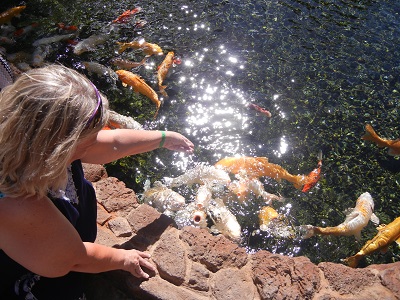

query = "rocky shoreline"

[83,163,400,300]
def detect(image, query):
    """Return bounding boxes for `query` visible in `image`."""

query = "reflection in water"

[3,0,399,266]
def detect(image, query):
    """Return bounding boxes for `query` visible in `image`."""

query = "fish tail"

[159,85,168,98]
[343,254,361,268]
[362,124,384,146]
[317,150,323,161]
[117,43,128,54]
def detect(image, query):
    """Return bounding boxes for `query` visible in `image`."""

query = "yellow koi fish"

[259,206,295,238]
[115,69,160,118]
[117,39,163,56]
[157,51,174,97]
[362,124,400,156]
[343,216,400,268]
[215,156,306,189]
[0,6,26,25]
[302,192,379,241]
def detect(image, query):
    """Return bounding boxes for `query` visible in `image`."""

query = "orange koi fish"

[14,22,39,37]
[0,6,26,25]
[113,7,141,24]
[247,103,272,118]
[301,192,379,241]
[117,40,163,56]
[157,51,174,97]
[344,216,400,268]
[215,156,306,189]
[115,70,160,118]
[302,151,322,192]
[362,124,400,156]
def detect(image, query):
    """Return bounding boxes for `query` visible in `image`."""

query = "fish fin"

[395,237,400,246]
[361,124,380,143]
[159,85,168,98]
[354,231,362,242]
[380,246,390,254]
[122,82,127,87]
[370,213,380,226]
[317,150,323,161]
[387,148,400,156]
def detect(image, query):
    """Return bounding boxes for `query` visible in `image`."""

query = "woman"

[0,64,194,299]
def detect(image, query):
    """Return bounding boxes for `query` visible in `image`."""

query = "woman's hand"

[163,131,194,153]
[121,249,157,279]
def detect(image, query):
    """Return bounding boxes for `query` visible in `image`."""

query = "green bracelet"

[159,131,166,148]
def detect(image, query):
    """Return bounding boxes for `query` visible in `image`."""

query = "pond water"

[1,0,399,266]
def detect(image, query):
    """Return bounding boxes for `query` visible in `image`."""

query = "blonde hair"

[0,64,109,198]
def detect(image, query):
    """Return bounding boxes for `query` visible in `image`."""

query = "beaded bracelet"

[159,131,166,148]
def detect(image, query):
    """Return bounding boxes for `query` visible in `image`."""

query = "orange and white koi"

[247,103,272,118]
[302,151,322,192]
[56,23,78,31]
[301,192,379,241]
[0,6,26,25]
[107,110,143,130]
[157,51,174,97]
[215,156,306,189]
[228,176,285,204]
[115,69,161,118]
[14,22,39,37]
[112,7,141,24]
[110,57,147,69]
[117,39,163,56]
[362,124,400,156]
[343,216,400,268]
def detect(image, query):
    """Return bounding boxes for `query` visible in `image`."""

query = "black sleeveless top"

[0,160,97,300]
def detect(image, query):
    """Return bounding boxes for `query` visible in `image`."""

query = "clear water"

[1,0,399,266]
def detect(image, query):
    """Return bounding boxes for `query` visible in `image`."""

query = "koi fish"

[247,103,272,117]
[206,198,242,242]
[112,7,141,23]
[0,55,14,90]
[343,216,400,268]
[301,192,379,241]
[32,33,76,47]
[195,184,212,210]
[228,176,285,204]
[215,156,306,189]
[110,57,147,69]
[107,110,143,130]
[302,151,323,192]
[167,163,231,188]
[56,23,78,31]
[115,69,161,118]
[362,124,400,156]
[14,22,39,37]
[117,39,163,56]
[82,61,118,84]
[0,6,26,25]
[157,51,174,97]
[174,202,208,229]
[142,180,186,213]
[259,206,295,238]
[73,33,108,55]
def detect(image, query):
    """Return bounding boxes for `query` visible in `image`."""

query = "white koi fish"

[301,192,379,241]
[32,33,76,47]
[82,61,118,84]
[174,202,208,229]
[168,163,231,188]
[142,181,186,213]
[206,198,241,242]
[73,33,108,55]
